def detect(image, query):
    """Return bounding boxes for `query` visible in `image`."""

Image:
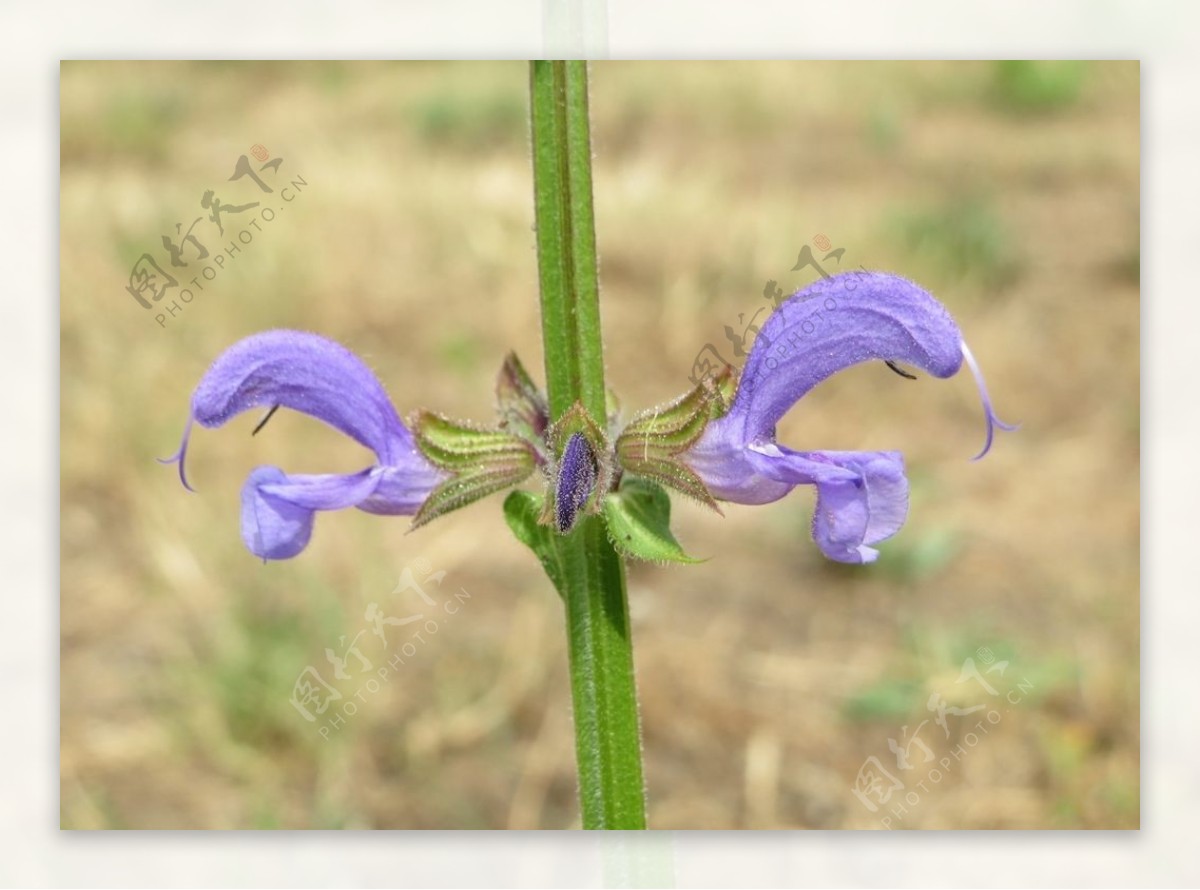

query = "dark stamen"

[252,404,281,436]
[885,360,917,380]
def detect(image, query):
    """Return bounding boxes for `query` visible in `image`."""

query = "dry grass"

[60,61,1139,829]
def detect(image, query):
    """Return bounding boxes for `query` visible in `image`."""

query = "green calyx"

[410,410,539,529]
[613,367,733,512]
[413,351,730,556]
[496,351,550,455]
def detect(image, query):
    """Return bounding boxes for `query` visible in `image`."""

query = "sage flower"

[164,275,1011,567]
[676,272,1015,564]
[162,330,447,560]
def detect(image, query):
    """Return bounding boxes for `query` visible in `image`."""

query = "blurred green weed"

[889,193,1022,290]
[406,88,525,152]
[991,61,1088,113]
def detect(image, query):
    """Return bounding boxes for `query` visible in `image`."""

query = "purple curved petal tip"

[157,416,196,492]
[961,341,1019,461]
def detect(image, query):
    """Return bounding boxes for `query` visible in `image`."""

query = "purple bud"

[555,432,598,533]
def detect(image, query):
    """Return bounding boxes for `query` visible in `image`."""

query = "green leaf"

[602,479,702,564]
[503,490,569,598]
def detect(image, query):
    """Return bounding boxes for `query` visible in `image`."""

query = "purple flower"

[161,330,446,560]
[681,272,1015,564]
[555,432,598,533]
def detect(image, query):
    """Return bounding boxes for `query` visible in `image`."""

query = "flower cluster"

[164,272,1013,564]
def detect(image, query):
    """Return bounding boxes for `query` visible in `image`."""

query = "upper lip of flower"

[160,329,446,560]
[676,271,1016,563]
[724,272,967,443]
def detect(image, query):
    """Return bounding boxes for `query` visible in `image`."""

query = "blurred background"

[60,61,1139,829]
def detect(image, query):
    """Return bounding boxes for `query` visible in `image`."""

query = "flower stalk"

[528,60,647,829]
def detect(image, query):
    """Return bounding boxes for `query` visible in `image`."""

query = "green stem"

[529,60,607,423]
[529,60,647,830]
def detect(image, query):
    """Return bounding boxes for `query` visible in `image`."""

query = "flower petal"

[726,272,965,441]
[356,462,451,516]
[189,330,414,465]
[670,271,1009,566]
[241,465,382,560]
[678,414,792,505]
[748,445,909,564]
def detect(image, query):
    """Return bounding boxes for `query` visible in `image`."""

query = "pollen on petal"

[961,340,1019,460]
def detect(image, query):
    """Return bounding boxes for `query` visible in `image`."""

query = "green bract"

[603,478,702,564]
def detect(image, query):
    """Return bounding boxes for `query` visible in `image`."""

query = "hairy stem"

[530,60,607,422]
[528,60,646,830]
